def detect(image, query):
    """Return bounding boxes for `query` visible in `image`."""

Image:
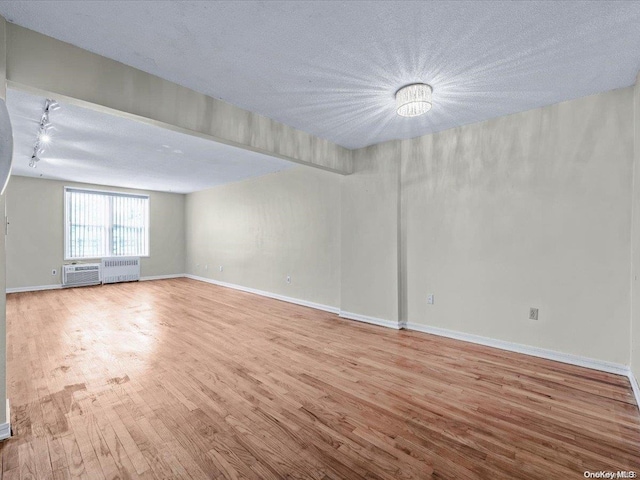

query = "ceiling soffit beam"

[5,24,352,175]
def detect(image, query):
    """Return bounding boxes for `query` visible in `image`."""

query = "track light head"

[29,155,39,168]
[46,99,60,112]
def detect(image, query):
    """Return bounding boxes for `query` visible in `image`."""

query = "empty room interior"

[0,1,638,479]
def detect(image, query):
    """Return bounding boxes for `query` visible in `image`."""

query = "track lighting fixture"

[30,98,60,168]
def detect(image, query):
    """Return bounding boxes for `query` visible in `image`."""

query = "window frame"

[64,186,151,261]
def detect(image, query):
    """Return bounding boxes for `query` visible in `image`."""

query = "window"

[65,187,149,259]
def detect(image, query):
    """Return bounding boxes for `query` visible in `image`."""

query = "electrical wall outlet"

[427,294,434,305]
[529,308,539,320]
[51,269,57,276]
[219,266,223,272]
[286,275,291,284]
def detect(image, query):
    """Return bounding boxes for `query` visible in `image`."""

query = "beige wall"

[340,142,400,321]
[5,176,185,289]
[186,166,341,308]
[632,73,640,384]
[184,87,636,368]
[401,87,634,365]
[0,14,7,425]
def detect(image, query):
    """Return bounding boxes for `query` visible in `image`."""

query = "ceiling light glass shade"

[396,83,432,117]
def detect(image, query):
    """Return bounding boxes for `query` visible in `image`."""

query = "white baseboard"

[339,311,402,330]
[185,274,340,314]
[6,284,62,293]
[139,274,186,282]
[403,322,630,376]
[0,400,10,441]
[6,274,186,293]
[629,370,640,411]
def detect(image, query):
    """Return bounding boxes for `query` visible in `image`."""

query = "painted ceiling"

[6,89,293,193]
[1,1,639,149]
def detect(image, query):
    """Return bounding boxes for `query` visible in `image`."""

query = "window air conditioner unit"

[62,263,101,287]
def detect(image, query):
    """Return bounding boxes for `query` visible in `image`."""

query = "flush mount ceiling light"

[395,83,432,117]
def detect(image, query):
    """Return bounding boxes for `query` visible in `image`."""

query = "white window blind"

[65,187,149,259]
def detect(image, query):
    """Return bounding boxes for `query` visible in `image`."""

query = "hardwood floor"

[2,278,639,479]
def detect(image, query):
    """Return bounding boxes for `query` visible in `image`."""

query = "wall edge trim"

[403,322,630,376]
[629,370,640,412]
[185,274,340,314]
[6,284,62,293]
[6,274,187,293]
[339,311,402,330]
[139,274,186,282]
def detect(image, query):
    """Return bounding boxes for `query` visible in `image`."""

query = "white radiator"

[102,257,140,284]
[62,263,101,287]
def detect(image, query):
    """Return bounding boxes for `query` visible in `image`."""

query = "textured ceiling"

[1,1,640,149]
[6,89,293,193]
